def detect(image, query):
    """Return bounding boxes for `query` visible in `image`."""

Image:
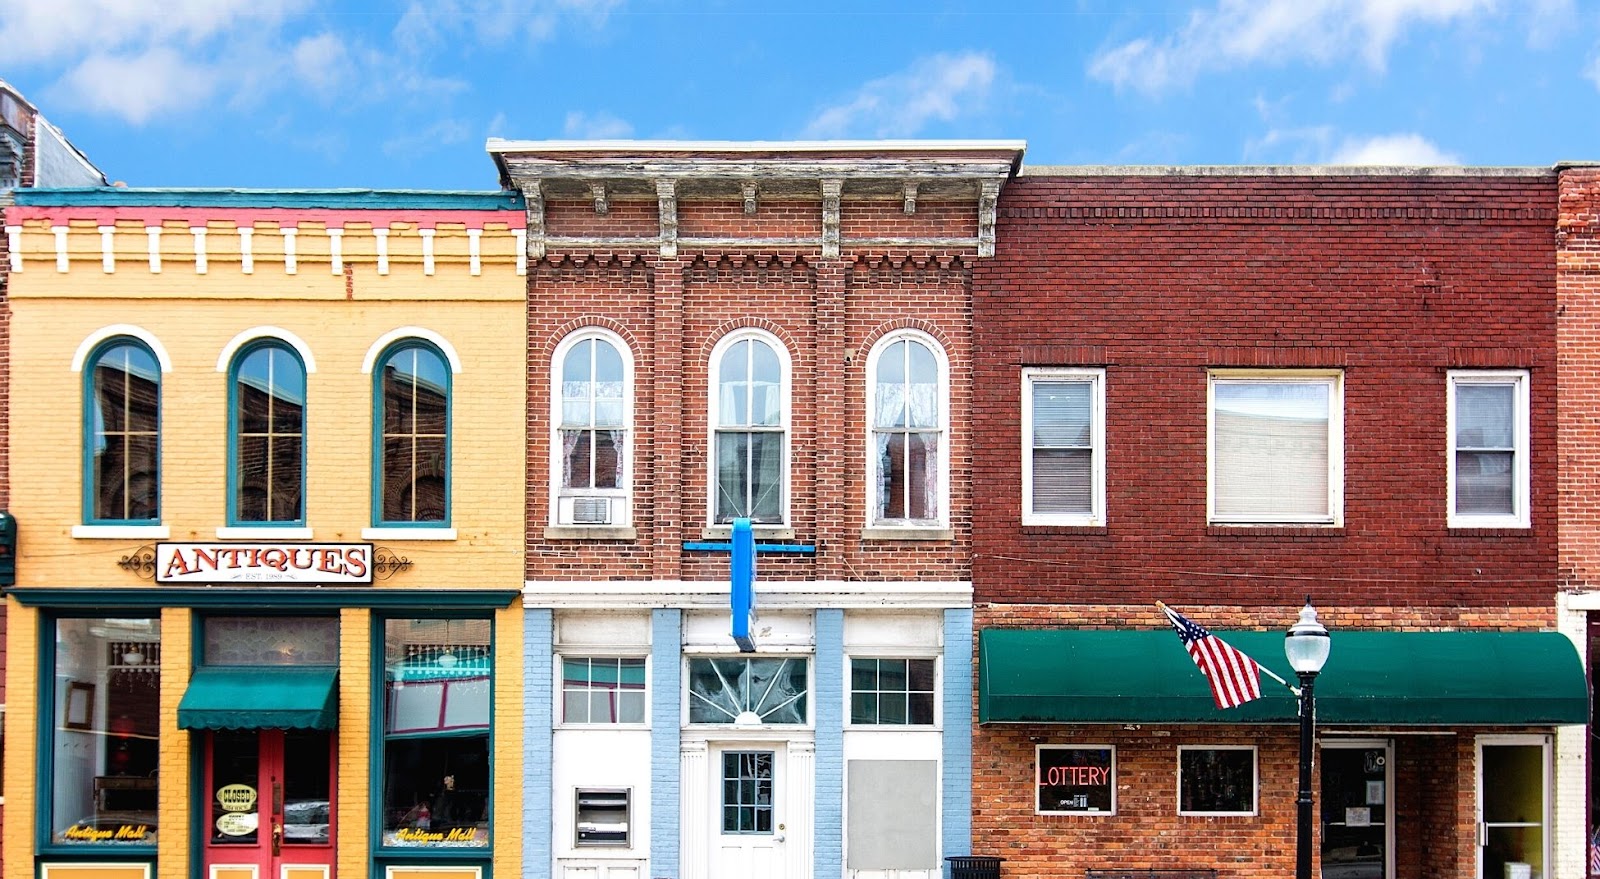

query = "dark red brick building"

[970,168,1584,879]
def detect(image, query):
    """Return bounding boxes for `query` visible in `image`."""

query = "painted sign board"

[730,518,756,652]
[156,543,373,585]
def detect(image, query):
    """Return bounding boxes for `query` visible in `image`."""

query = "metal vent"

[572,497,612,525]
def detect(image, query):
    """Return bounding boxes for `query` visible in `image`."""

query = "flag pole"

[1156,602,1300,696]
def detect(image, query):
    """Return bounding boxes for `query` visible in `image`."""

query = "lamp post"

[1285,599,1331,879]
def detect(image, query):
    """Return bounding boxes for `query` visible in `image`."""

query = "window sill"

[544,526,639,541]
[1206,525,1344,538]
[1446,526,1533,537]
[362,527,457,541]
[73,524,170,539]
[701,525,795,540]
[860,527,953,542]
[216,526,313,540]
[1022,523,1108,535]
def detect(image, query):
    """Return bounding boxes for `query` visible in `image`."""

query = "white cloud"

[0,0,309,66]
[1243,125,1337,163]
[802,52,998,139]
[1586,52,1600,92]
[1089,0,1496,95]
[291,33,355,92]
[1329,133,1462,164]
[51,49,219,125]
[563,111,635,139]
[395,0,620,53]
[382,119,475,157]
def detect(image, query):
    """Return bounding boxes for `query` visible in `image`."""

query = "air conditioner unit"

[566,496,612,525]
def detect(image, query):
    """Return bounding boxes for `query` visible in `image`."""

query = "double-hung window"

[84,338,162,524]
[1448,370,1530,528]
[374,341,450,526]
[229,341,307,525]
[561,657,645,724]
[711,331,788,525]
[1209,371,1343,525]
[869,333,946,526]
[1023,368,1105,525]
[554,331,631,527]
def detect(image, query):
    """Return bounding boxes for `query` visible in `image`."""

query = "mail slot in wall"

[575,788,630,846]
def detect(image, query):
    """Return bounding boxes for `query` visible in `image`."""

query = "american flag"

[1590,825,1600,875]
[1161,604,1263,710]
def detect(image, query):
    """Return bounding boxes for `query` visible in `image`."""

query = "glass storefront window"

[381,618,491,849]
[50,617,161,846]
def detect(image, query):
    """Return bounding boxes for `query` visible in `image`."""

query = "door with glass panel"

[203,729,335,879]
[711,745,787,879]
[1477,736,1550,879]
[1321,740,1391,879]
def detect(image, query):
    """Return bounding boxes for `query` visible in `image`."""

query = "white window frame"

[1207,370,1344,526]
[1475,734,1551,879]
[683,655,813,729]
[1447,370,1530,529]
[865,331,950,529]
[707,329,791,527]
[1022,368,1106,526]
[1176,744,1258,816]
[554,654,649,729]
[843,653,941,728]
[550,329,634,528]
[1036,743,1116,816]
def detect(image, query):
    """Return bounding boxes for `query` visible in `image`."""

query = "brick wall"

[1558,166,1600,592]
[524,196,977,584]
[971,173,1559,609]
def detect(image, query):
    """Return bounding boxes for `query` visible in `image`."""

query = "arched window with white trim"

[83,337,161,523]
[229,340,306,525]
[868,332,947,526]
[710,330,789,525]
[553,330,632,526]
[374,340,451,526]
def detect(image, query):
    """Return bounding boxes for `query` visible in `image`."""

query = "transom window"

[869,333,946,525]
[711,332,788,524]
[688,657,807,725]
[230,341,306,525]
[850,657,935,725]
[375,341,450,525]
[1023,368,1105,525]
[84,338,161,523]
[1208,371,1343,525]
[1448,370,1530,528]
[562,657,645,724]
[554,332,631,526]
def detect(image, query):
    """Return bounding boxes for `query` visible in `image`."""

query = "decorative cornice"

[1000,204,1557,224]
[656,179,678,258]
[820,178,842,258]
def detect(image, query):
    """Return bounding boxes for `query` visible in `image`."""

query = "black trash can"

[946,855,1004,879]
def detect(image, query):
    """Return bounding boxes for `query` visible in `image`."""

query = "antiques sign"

[157,543,373,585]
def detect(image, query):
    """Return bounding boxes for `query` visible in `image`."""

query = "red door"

[203,730,335,879]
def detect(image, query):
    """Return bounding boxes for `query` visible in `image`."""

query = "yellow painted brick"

[158,607,193,879]
[4,603,39,879]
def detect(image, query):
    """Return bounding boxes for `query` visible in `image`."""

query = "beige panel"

[41,863,153,879]
[384,867,482,879]
[281,865,330,879]
[208,866,257,879]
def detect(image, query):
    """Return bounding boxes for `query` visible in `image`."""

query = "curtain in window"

[873,339,940,521]
[1031,380,1094,514]
[1212,382,1330,519]
[1455,383,1515,515]
[560,338,627,492]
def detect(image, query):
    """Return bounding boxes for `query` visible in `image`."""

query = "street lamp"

[1285,599,1331,879]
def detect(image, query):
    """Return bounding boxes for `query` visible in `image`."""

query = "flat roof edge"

[1020,164,1555,178]
[487,138,1027,155]
[14,187,525,209]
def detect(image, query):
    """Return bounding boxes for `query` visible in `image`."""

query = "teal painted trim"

[7,587,520,610]
[81,337,163,526]
[649,609,682,878]
[16,188,526,210]
[941,608,974,860]
[813,610,844,878]
[524,609,554,879]
[369,613,387,862]
[371,341,452,528]
[227,340,308,526]
[681,542,817,554]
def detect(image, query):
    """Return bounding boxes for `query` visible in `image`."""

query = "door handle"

[272,822,283,856]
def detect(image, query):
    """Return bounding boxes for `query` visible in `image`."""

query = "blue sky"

[4,0,1599,190]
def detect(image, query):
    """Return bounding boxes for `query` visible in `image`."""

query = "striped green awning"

[979,628,1589,726]
[177,667,338,730]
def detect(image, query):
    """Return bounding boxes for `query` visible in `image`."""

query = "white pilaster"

[98,225,115,273]
[53,225,69,272]
[189,226,207,274]
[1554,592,1588,879]
[514,229,527,275]
[420,228,435,276]
[468,228,482,276]
[281,228,298,274]
[4,225,20,271]
[145,226,161,273]
[239,227,254,274]
[787,742,815,879]
[328,228,344,275]
[680,742,709,879]
[375,227,390,275]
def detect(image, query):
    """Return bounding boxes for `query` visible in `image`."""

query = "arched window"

[868,333,946,526]
[84,338,161,523]
[552,331,631,526]
[375,341,451,525]
[710,331,788,525]
[229,341,306,525]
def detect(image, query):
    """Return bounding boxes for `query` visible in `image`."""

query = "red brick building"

[969,168,1584,879]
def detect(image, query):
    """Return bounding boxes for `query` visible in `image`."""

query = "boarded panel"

[281,866,329,879]
[42,864,153,879]
[846,759,937,870]
[209,867,257,879]
[386,867,482,879]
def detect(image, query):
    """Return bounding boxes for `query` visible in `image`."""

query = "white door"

[711,744,787,879]
[1477,735,1551,879]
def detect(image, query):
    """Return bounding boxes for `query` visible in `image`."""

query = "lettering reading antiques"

[156,543,372,585]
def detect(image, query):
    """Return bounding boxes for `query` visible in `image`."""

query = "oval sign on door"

[217,784,258,811]
[215,811,259,837]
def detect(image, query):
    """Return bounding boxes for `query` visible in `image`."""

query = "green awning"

[980,628,1589,726]
[178,667,338,730]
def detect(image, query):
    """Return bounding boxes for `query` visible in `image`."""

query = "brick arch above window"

[72,324,174,373]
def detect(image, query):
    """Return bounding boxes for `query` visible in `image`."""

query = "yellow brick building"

[2,190,527,879]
